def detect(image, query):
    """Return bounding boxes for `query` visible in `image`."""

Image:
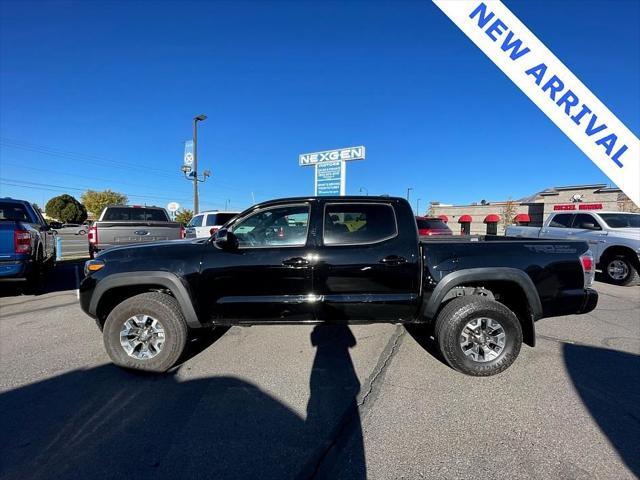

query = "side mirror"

[581,222,599,230]
[214,229,239,251]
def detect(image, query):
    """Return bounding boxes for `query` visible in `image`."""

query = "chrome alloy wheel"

[120,315,165,360]
[607,259,629,281]
[460,317,506,362]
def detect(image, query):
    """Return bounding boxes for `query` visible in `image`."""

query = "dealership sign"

[299,146,365,196]
[299,146,365,166]
[433,0,639,207]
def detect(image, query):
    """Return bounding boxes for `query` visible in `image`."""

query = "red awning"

[438,215,449,223]
[514,213,531,222]
[484,214,500,223]
[458,215,472,223]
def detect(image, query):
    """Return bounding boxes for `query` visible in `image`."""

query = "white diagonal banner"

[433,0,639,206]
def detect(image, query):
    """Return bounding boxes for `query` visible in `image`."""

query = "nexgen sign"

[299,146,366,166]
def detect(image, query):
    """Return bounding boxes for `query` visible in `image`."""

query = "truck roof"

[252,195,405,208]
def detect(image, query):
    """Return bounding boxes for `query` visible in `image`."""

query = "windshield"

[599,213,640,228]
[416,218,450,230]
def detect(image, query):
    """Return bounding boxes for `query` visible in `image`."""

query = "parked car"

[88,205,184,258]
[80,196,597,376]
[74,222,92,236]
[506,211,640,286]
[0,198,57,286]
[416,216,453,236]
[185,211,240,238]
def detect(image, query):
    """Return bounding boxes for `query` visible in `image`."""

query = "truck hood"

[96,238,206,257]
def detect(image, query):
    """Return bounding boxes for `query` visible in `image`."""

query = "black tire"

[434,296,523,376]
[25,249,44,294]
[601,254,640,286]
[103,292,188,372]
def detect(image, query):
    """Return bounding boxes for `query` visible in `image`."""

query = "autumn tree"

[500,198,517,230]
[81,189,128,217]
[175,209,194,225]
[45,194,88,223]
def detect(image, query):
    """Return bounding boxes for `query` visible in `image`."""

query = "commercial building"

[428,184,637,236]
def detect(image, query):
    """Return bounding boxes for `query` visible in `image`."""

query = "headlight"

[84,259,105,275]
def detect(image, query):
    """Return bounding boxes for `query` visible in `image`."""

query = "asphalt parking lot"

[54,228,90,259]
[0,265,638,480]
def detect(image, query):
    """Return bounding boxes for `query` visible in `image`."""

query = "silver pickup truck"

[88,205,184,258]
[506,211,640,286]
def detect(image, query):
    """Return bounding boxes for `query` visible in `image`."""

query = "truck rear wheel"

[103,292,188,372]
[601,254,640,286]
[435,296,522,376]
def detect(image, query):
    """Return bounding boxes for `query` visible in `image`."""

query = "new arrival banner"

[433,0,640,206]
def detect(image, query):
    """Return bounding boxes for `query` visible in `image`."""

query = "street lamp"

[181,114,209,214]
[406,187,413,203]
[359,187,368,196]
[416,198,421,215]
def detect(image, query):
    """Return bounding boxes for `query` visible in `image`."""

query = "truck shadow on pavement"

[0,325,366,480]
[563,343,640,477]
[0,260,85,298]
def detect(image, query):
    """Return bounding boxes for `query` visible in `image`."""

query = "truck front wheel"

[103,292,188,372]
[435,296,523,376]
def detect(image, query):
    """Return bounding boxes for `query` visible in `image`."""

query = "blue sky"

[1,0,638,213]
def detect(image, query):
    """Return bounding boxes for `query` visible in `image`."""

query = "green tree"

[175,209,193,225]
[81,189,128,217]
[45,194,88,223]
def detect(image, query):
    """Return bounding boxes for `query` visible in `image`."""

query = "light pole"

[406,187,413,203]
[181,114,210,214]
[416,198,421,215]
[359,187,368,196]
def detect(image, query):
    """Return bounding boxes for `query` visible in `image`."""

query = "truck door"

[567,213,606,259]
[540,213,575,238]
[199,202,315,322]
[313,201,421,322]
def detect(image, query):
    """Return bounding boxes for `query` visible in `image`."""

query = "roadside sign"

[167,202,180,212]
[315,160,345,196]
[299,146,365,166]
[184,140,194,171]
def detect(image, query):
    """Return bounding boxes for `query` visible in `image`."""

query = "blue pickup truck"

[0,198,57,286]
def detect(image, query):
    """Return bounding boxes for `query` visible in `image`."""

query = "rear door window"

[548,214,574,228]
[323,203,397,245]
[572,214,601,230]
[206,213,237,226]
[188,215,204,227]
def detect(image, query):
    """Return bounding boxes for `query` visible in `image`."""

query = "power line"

[0,137,281,198]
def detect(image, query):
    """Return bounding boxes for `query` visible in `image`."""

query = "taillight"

[580,251,595,287]
[209,227,219,236]
[180,226,186,239]
[88,226,98,245]
[14,230,31,254]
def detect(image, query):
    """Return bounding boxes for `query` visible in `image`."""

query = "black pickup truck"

[79,196,598,376]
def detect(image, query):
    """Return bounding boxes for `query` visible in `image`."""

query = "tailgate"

[96,222,181,247]
[0,222,18,260]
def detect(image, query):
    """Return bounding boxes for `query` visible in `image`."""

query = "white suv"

[185,211,240,239]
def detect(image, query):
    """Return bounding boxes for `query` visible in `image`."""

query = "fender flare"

[423,268,542,345]
[88,271,202,328]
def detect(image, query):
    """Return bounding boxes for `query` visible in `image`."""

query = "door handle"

[282,257,310,267]
[379,255,407,266]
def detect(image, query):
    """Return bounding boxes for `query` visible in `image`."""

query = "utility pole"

[406,187,413,203]
[181,114,210,214]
